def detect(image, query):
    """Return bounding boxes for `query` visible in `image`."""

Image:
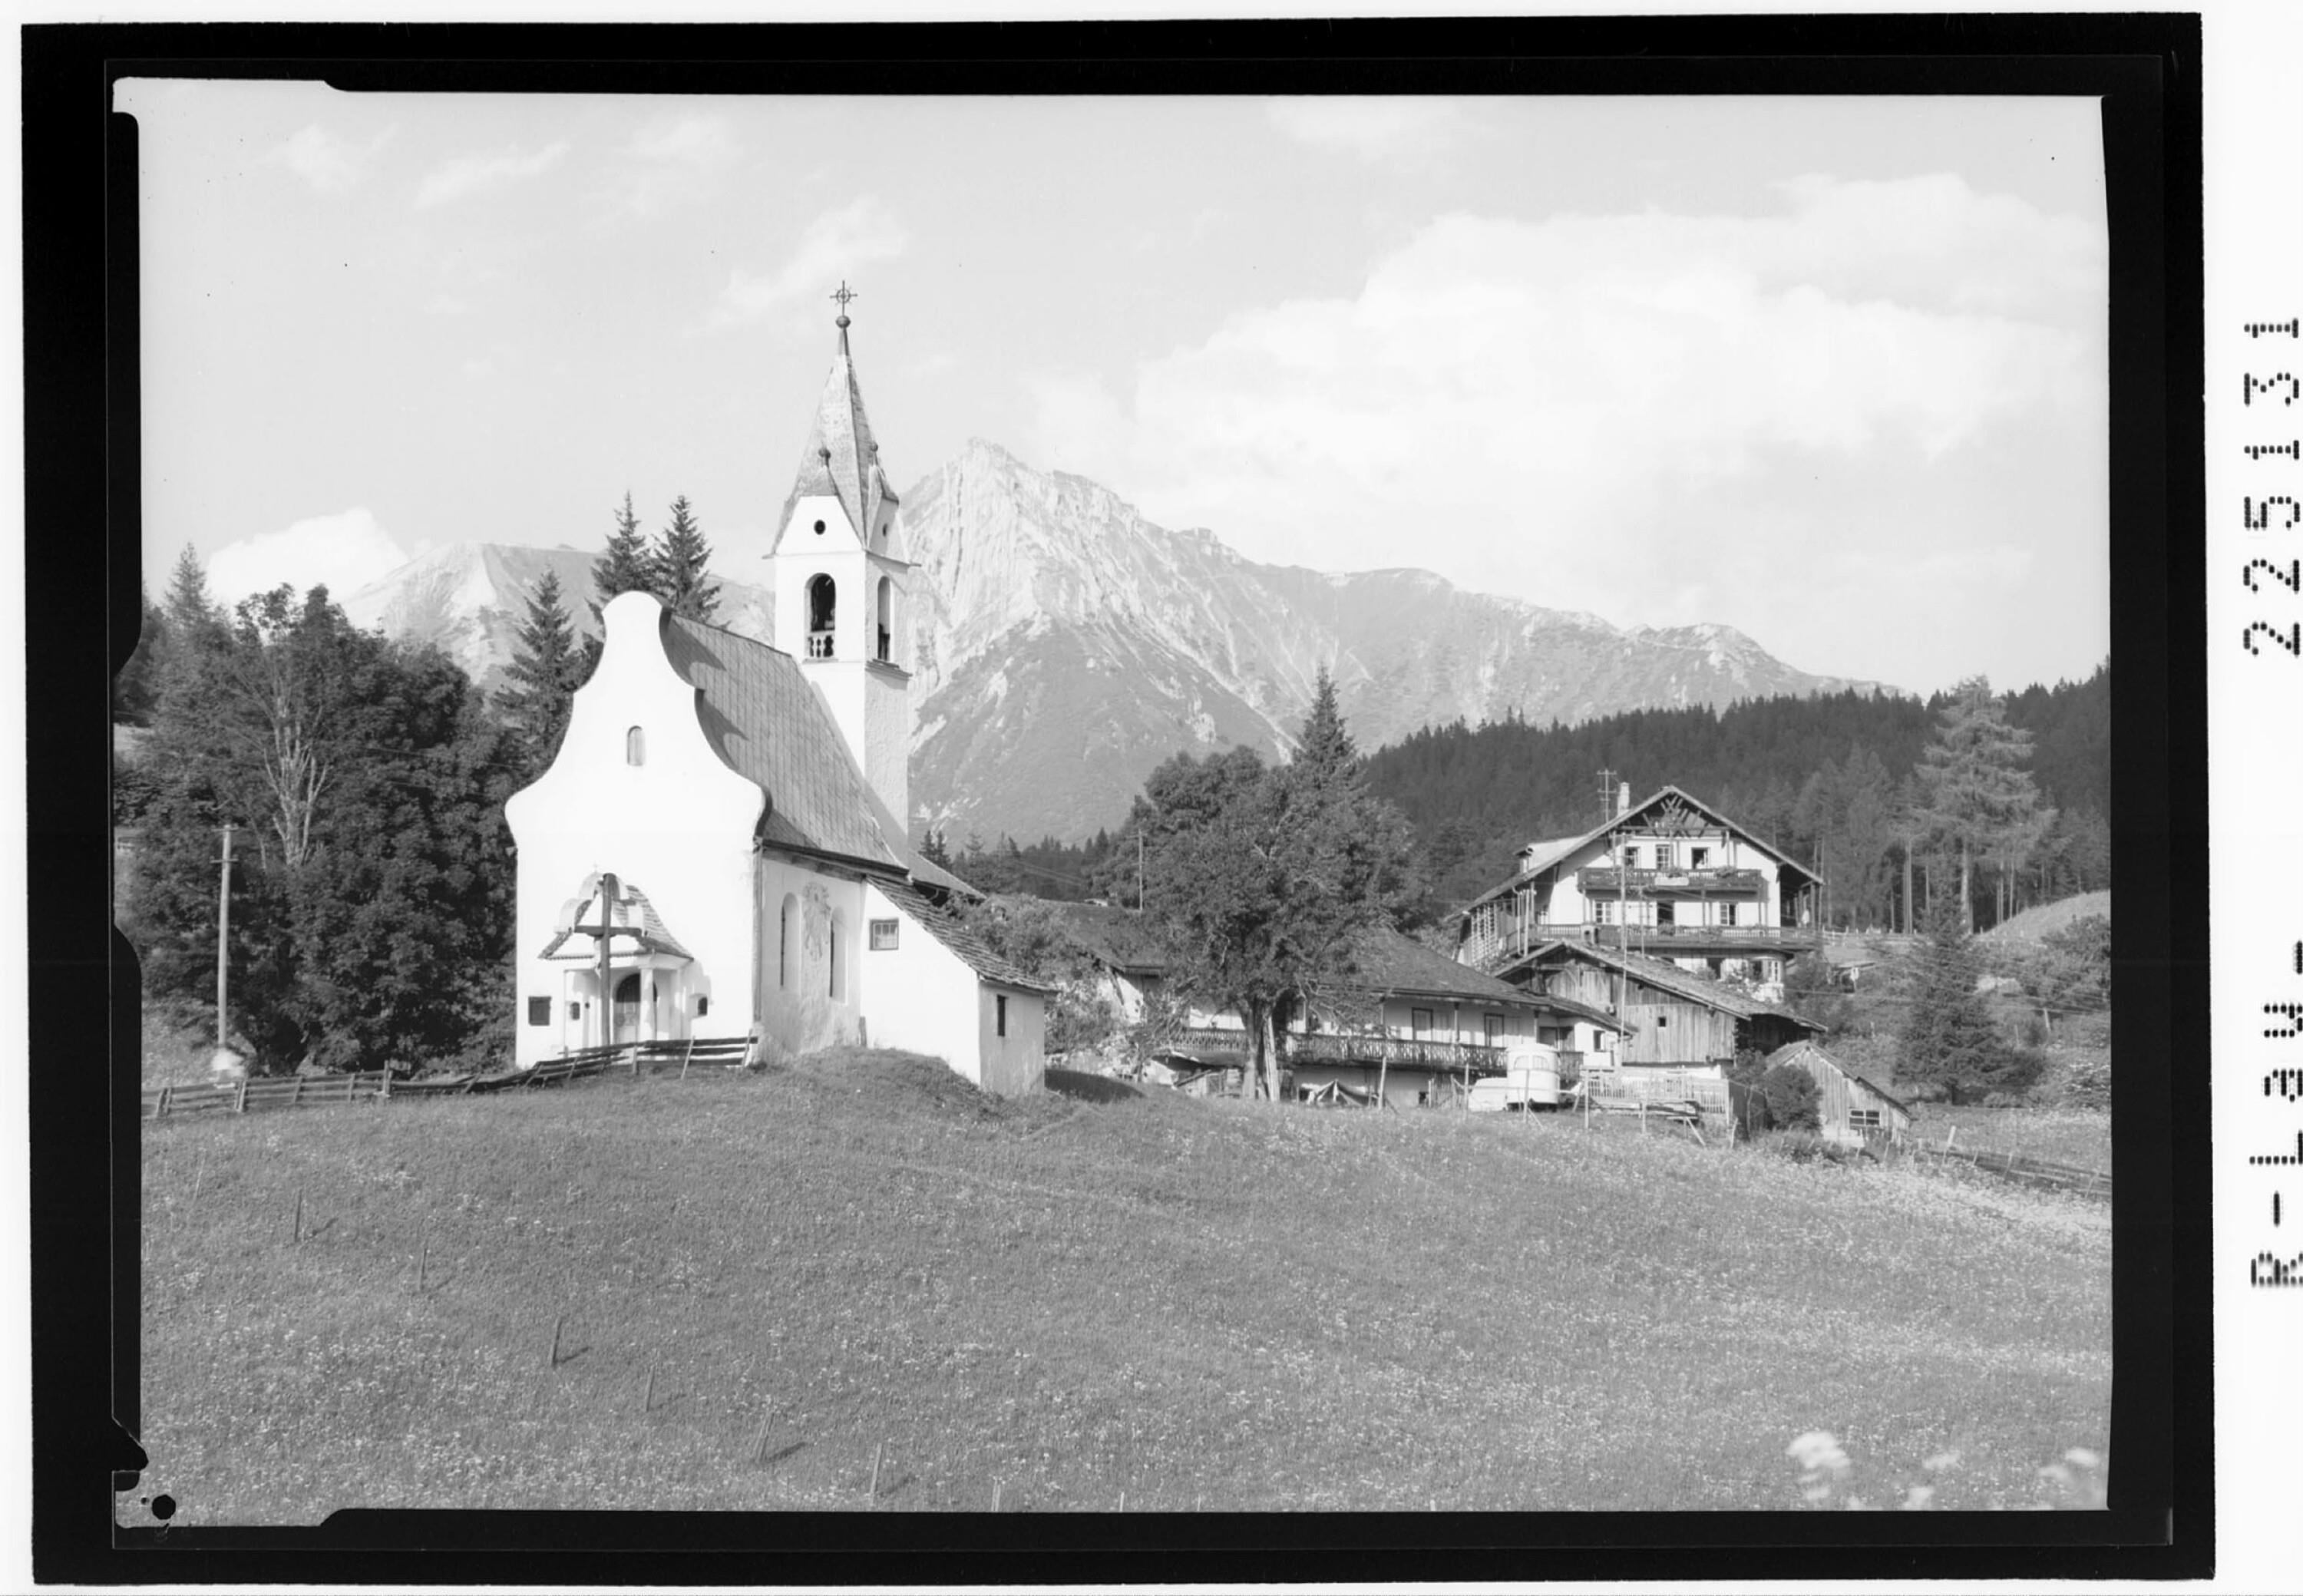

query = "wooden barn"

[1763,1040,1914,1145]
[1490,939,1825,1072]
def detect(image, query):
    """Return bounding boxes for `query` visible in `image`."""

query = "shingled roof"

[537,881,692,963]
[659,613,906,874]
[877,881,1053,993]
[1338,926,1554,1008]
[1766,1039,1911,1115]
[778,333,897,549]
[1043,902,1172,977]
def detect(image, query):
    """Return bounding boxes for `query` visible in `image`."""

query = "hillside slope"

[141,1055,2109,1519]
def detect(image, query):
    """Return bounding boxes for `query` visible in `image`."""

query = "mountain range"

[340,439,1898,842]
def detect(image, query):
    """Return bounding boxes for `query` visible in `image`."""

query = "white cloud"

[594,113,741,220]
[207,509,411,606]
[267,123,395,195]
[1021,174,2103,632]
[414,140,570,210]
[715,198,908,328]
[1266,97,1466,164]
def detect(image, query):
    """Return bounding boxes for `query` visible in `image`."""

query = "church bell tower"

[769,284,914,834]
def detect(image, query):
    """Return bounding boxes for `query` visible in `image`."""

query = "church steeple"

[769,283,914,838]
[777,281,897,552]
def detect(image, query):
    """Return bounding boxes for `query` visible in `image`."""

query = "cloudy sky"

[121,82,2108,698]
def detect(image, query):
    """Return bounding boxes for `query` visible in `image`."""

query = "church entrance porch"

[533,871,705,1062]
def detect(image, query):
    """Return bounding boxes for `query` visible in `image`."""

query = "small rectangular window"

[1720,902,1738,926]
[1483,1013,1503,1045]
[1850,1109,1882,1129]
[1691,846,1710,867]
[996,993,1008,1037]
[696,996,710,1018]
[870,917,899,950]
[1410,1007,1434,1039]
[1654,843,1675,870]
[527,996,551,1026]
[1621,844,1640,869]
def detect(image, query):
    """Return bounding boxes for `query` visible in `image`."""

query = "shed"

[1763,1040,1914,1145]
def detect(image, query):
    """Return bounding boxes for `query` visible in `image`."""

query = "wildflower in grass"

[1788,1430,1851,1505]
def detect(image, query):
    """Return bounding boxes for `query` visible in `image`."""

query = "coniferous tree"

[1914,676,2041,932]
[590,491,654,624]
[497,569,586,773]
[1895,897,2039,1104]
[651,494,720,622]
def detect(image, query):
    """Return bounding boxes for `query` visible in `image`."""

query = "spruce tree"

[1895,897,2037,1104]
[1291,666,1357,785]
[164,544,223,637]
[1914,676,2040,931]
[497,569,586,772]
[651,494,720,623]
[590,491,655,625]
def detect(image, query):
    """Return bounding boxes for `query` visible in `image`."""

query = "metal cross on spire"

[831,280,858,352]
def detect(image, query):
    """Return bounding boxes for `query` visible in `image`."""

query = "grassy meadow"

[138,1050,2111,1520]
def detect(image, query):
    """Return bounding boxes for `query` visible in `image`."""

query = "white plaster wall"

[854,880,986,1079]
[977,985,1046,1096]
[775,493,866,654]
[755,854,869,1057]
[864,665,910,834]
[504,591,765,1069]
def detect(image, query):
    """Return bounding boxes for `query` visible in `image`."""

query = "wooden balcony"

[1459,920,1819,976]
[1577,866,1765,897]
[1168,1026,1505,1074]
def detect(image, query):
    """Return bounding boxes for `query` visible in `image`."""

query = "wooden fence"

[1907,1138,2113,1198]
[141,1036,759,1123]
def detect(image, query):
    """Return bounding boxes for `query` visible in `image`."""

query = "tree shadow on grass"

[1044,1069,1141,1105]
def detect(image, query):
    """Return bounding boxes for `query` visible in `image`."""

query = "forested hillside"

[1364,665,2111,929]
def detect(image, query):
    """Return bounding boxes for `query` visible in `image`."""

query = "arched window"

[805,575,836,659]
[778,893,798,990]
[875,577,893,663]
[828,910,847,1002]
[626,725,646,765]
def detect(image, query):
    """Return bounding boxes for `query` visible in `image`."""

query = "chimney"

[1617,781,1631,818]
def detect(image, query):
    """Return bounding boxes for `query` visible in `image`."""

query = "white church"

[503,296,1049,1095]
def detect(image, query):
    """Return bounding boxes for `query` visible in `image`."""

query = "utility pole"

[215,824,234,1049]
[1137,830,1145,913]
[1596,767,1617,828]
